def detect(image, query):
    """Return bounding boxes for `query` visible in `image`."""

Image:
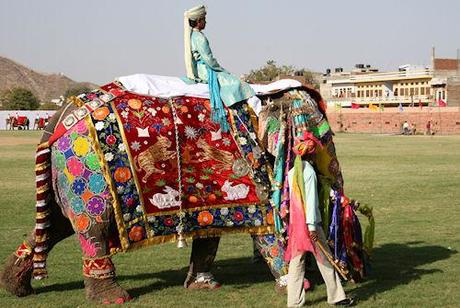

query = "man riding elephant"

[0,76,291,304]
[0,5,291,303]
[181,4,290,291]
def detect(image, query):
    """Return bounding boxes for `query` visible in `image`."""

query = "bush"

[3,88,40,110]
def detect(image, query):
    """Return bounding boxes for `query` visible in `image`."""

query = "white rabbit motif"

[221,180,250,201]
[149,186,182,209]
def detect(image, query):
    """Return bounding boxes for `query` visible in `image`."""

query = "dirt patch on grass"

[0,137,40,146]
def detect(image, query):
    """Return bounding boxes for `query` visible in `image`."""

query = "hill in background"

[0,56,97,102]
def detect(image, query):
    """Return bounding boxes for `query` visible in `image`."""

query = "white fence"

[0,110,56,130]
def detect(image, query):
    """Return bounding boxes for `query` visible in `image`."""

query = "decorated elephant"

[0,79,292,304]
[6,115,30,130]
[0,75,374,304]
[33,117,48,130]
[255,87,374,282]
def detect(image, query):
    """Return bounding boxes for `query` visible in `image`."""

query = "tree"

[245,60,295,83]
[0,90,9,110]
[294,69,318,88]
[245,60,319,88]
[64,85,92,99]
[3,88,40,110]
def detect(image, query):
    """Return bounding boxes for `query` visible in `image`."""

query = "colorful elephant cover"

[55,82,274,251]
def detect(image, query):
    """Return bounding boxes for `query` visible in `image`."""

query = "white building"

[320,64,434,108]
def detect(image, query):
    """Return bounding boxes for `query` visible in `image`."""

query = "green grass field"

[0,131,459,307]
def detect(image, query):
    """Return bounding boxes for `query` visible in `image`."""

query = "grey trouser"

[287,226,346,307]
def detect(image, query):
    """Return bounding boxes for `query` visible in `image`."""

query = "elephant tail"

[32,142,52,280]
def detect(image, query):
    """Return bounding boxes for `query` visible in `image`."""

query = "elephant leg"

[252,239,265,263]
[65,199,131,304]
[34,119,132,304]
[0,199,74,297]
[252,234,291,293]
[252,234,312,294]
[184,237,221,289]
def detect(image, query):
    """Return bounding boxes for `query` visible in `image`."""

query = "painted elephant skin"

[0,82,289,304]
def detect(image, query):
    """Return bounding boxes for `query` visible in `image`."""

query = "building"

[320,48,460,108]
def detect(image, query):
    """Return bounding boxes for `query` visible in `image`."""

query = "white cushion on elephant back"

[117,74,302,99]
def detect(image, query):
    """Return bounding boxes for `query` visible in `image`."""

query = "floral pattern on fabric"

[78,82,275,249]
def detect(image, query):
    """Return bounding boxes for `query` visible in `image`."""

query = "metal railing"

[326,69,433,84]
[327,95,434,106]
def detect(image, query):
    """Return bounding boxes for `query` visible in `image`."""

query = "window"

[366,90,370,97]
[394,88,399,96]
[414,88,419,95]
[421,87,425,95]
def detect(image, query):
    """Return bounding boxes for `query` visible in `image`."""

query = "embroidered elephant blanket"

[55,82,274,251]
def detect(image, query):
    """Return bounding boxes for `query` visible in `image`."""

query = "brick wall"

[326,107,460,134]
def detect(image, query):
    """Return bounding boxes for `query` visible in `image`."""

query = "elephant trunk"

[32,142,52,280]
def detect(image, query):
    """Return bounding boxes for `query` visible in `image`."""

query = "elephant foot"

[184,272,221,290]
[84,277,132,304]
[0,254,34,297]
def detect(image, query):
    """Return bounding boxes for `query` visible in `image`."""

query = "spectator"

[426,121,432,135]
[402,121,410,135]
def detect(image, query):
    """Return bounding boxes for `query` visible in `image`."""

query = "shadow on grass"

[34,256,274,297]
[34,242,456,300]
[121,256,274,297]
[350,242,457,301]
[35,281,84,294]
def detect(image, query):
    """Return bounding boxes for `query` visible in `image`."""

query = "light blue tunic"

[190,30,254,107]
[288,161,322,232]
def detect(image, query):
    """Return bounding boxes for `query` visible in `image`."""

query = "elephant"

[0,78,374,304]
[0,81,291,304]
[5,115,30,130]
[33,117,48,130]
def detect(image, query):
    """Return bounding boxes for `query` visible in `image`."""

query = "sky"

[1,0,459,84]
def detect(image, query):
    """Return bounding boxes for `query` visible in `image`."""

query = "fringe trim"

[123,225,274,253]
[32,143,52,280]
